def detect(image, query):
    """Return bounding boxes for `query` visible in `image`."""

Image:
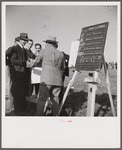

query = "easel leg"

[103,55,116,116]
[106,81,116,116]
[58,71,78,116]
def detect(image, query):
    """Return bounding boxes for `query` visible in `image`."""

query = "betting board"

[75,22,109,71]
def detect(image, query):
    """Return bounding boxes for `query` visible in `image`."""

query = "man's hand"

[26,60,34,68]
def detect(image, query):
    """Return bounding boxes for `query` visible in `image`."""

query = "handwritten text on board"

[75,22,109,71]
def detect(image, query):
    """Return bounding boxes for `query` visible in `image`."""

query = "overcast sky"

[5,2,119,62]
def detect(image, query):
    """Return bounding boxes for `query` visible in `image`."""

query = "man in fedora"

[6,36,20,113]
[59,51,70,105]
[10,33,33,116]
[34,36,65,116]
[53,44,70,105]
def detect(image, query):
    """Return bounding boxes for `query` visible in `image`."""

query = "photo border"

[1,1,121,149]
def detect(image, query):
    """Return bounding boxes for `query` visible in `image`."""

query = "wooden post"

[102,55,116,116]
[86,71,98,116]
[58,71,78,116]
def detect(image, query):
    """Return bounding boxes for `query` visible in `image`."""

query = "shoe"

[44,100,53,116]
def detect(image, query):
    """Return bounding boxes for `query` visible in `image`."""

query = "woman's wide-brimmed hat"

[44,36,58,44]
[19,33,29,41]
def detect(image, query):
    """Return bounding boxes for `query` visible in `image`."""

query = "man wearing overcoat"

[10,33,32,115]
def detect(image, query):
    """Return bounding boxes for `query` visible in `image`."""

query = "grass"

[5,67,117,117]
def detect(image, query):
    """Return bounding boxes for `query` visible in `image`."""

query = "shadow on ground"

[59,87,117,117]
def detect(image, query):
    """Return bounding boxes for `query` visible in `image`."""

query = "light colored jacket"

[34,47,65,86]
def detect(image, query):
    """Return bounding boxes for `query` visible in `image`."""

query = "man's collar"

[26,47,31,51]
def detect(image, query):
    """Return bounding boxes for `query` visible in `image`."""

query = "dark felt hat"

[44,36,58,44]
[19,33,29,41]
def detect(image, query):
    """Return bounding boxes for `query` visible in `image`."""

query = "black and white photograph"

[2,1,120,148]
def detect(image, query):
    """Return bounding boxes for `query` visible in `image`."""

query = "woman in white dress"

[31,43,42,98]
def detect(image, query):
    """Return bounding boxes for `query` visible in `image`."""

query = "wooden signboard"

[75,22,109,71]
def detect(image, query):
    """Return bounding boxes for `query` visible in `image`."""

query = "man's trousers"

[11,77,27,114]
[36,83,62,116]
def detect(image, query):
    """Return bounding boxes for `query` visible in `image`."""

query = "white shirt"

[18,43,23,49]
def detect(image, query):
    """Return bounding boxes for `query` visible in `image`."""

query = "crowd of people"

[6,33,69,116]
[101,61,117,70]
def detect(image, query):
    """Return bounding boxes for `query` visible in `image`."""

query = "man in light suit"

[34,36,65,116]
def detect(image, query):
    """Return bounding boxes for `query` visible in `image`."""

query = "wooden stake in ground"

[85,71,100,116]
